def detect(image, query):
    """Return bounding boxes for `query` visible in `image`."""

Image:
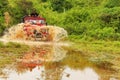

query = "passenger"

[30,12,38,17]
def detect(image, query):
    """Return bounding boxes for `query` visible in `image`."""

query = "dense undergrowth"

[0,0,120,41]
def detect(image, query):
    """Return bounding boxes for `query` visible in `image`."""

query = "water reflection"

[1,66,45,80]
[0,66,99,80]
[15,44,67,73]
[0,44,119,80]
[18,44,67,63]
[61,67,99,80]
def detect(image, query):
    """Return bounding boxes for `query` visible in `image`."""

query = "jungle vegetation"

[0,0,120,41]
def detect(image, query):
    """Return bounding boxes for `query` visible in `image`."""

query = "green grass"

[69,35,120,53]
[0,41,30,68]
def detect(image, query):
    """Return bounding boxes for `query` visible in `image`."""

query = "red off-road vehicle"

[23,13,49,41]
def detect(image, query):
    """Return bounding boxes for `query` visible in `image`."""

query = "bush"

[104,0,120,8]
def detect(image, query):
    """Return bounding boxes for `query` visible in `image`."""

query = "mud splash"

[0,38,70,46]
[2,23,68,42]
[0,23,69,46]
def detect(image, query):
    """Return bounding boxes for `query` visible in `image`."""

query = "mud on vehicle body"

[23,13,49,41]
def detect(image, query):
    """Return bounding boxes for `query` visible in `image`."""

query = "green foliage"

[50,0,72,13]
[0,25,5,36]
[41,0,47,2]
[0,0,9,12]
[0,0,120,40]
[6,42,21,48]
[16,0,34,15]
[9,0,34,24]
[0,0,9,35]
[0,42,22,48]
[0,41,4,47]
[104,0,120,8]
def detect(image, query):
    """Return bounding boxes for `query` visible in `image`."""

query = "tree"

[9,0,35,24]
[50,0,72,13]
[0,0,9,35]
[16,0,34,15]
[105,0,120,8]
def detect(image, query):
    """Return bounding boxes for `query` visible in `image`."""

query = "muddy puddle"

[0,44,119,80]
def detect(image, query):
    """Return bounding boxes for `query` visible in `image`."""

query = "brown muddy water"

[0,43,119,80]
